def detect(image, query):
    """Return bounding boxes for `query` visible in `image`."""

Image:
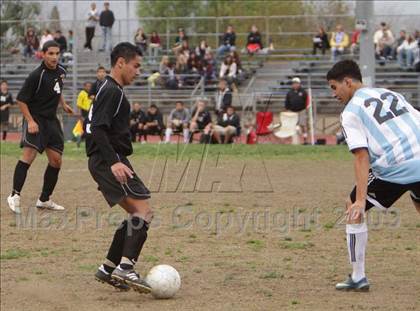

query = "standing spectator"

[246,25,263,54]
[84,2,99,51]
[350,29,361,55]
[196,40,211,60]
[190,100,212,143]
[392,30,406,59]
[217,25,236,56]
[172,28,188,55]
[23,27,39,58]
[397,34,417,69]
[89,66,107,98]
[329,24,349,61]
[219,55,237,86]
[129,102,147,143]
[76,82,92,120]
[134,28,147,56]
[144,104,164,141]
[54,30,67,53]
[214,79,232,115]
[67,30,74,53]
[39,29,54,50]
[312,27,329,55]
[149,31,161,63]
[0,80,14,141]
[285,77,308,144]
[99,2,115,52]
[164,101,190,144]
[213,106,240,144]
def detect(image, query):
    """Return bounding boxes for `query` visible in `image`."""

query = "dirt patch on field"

[1,155,419,311]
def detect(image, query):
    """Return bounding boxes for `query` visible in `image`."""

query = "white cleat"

[7,194,21,214]
[36,199,65,211]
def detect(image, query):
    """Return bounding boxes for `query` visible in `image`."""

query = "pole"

[126,0,130,42]
[356,1,375,87]
[71,0,78,111]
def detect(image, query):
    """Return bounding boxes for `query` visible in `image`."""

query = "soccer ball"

[145,264,181,299]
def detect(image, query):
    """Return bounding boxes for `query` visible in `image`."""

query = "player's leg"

[213,125,223,144]
[409,185,420,214]
[165,122,173,143]
[182,123,190,144]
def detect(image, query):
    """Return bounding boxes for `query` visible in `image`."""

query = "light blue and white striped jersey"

[341,87,420,184]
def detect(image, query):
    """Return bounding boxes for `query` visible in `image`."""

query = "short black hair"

[326,60,362,83]
[175,101,184,105]
[42,40,60,52]
[110,42,142,67]
[97,65,106,71]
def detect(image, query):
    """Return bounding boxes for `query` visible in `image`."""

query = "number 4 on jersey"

[54,81,61,94]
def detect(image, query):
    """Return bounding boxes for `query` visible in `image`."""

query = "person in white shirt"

[397,34,418,69]
[39,29,54,50]
[84,2,99,51]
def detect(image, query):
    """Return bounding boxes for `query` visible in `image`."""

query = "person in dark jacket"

[214,79,232,115]
[285,77,308,144]
[129,102,147,143]
[99,2,115,52]
[246,25,263,54]
[143,104,164,141]
[54,30,67,53]
[213,106,240,144]
[312,27,329,55]
[217,25,236,56]
[0,80,14,140]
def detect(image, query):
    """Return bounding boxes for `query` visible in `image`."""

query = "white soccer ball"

[145,264,181,299]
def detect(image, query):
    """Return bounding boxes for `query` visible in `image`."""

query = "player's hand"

[27,120,39,134]
[111,162,134,184]
[63,103,74,115]
[346,200,365,222]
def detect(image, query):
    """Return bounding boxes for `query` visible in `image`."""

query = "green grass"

[0,141,351,160]
[246,239,265,251]
[143,255,159,263]
[0,249,30,260]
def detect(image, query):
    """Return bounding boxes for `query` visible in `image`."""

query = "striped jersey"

[341,87,420,184]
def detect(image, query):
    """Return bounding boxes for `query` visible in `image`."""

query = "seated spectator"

[350,29,360,55]
[190,100,212,143]
[134,28,147,56]
[39,29,54,51]
[130,102,147,143]
[196,40,211,60]
[144,104,164,141]
[187,51,203,76]
[215,79,232,115]
[312,27,329,55]
[329,24,349,61]
[246,25,263,54]
[165,101,190,144]
[76,82,92,120]
[217,25,236,56]
[0,80,14,141]
[203,51,216,82]
[23,27,39,58]
[392,30,407,59]
[149,31,161,63]
[230,50,244,81]
[219,55,237,86]
[373,22,394,54]
[285,77,308,144]
[54,30,67,54]
[213,106,240,144]
[397,34,417,69]
[172,28,187,55]
[376,29,394,60]
[159,56,178,89]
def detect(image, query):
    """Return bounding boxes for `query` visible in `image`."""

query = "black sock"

[12,160,30,195]
[121,216,149,265]
[39,165,60,202]
[120,263,133,270]
[2,131,6,140]
[105,220,128,267]
[102,264,115,274]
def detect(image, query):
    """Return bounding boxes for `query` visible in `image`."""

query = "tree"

[0,1,41,48]
[49,5,61,32]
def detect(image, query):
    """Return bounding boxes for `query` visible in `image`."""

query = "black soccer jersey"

[16,62,66,119]
[192,108,212,128]
[85,76,132,159]
[0,91,14,122]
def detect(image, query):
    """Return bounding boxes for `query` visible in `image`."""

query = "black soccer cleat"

[95,267,130,291]
[111,267,152,294]
[335,274,370,292]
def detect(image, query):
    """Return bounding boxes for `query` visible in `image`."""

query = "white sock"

[165,128,172,143]
[183,128,190,143]
[346,223,368,282]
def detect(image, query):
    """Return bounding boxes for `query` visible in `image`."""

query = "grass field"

[1,142,419,311]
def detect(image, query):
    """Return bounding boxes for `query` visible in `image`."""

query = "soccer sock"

[2,131,6,140]
[346,222,368,282]
[12,160,30,196]
[39,165,60,202]
[165,128,172,143]
[104,220,128,270]
[119,216,149,269]
[183,128,190,143]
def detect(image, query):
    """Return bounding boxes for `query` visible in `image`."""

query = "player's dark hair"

[42,40,60,52]
[97,65,106,72]
[326,60,362,83]
[175,101,184,105]
[110,42,142,67]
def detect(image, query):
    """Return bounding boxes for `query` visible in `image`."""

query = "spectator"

[219,55,237,86]
[217,25,236,56]
[129,102,147,143]
[76,82,92,120]
[54,30,67,53]
[350,29,361,55]
[23,27,39,58]
[89,66,107,98]
[376,29,394,60]
[84,2,99,51]
[392,30,406,59]
[203,51,216,81]
[214,79,232,115]
[159,56,178,89]
[149,31,161,63]
[134,28,147,56]
[190,99,212,143]
[329,24,349,61]
[144,104,164,141]
[397,34,417,69]
[68,30,74,53]
[373,22,394,50]
[187,51,203,75]
[172,28,187,55]
[285,77,308,144]
[39,29,54,50]
[213,106,240,144]
[165,101,190,144]
[196,40,211,60]
[312,27,329,55]
[246,25,263,54]
[0,80,14,141]
[99,2,115,52]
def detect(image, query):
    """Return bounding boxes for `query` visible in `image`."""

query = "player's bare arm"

[59,94,74,115]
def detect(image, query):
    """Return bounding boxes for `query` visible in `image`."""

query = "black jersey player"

[85,42,153,293]
[7,40,74,214]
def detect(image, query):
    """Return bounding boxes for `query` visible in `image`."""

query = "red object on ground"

[256,111,273,135]
[246,130,257,144]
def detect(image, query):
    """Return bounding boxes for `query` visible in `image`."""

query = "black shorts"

[350,171,420,211]
[88,153,151,207]
[21,116,64,154]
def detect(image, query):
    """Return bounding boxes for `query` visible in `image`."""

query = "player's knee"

[49,157,62,168]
